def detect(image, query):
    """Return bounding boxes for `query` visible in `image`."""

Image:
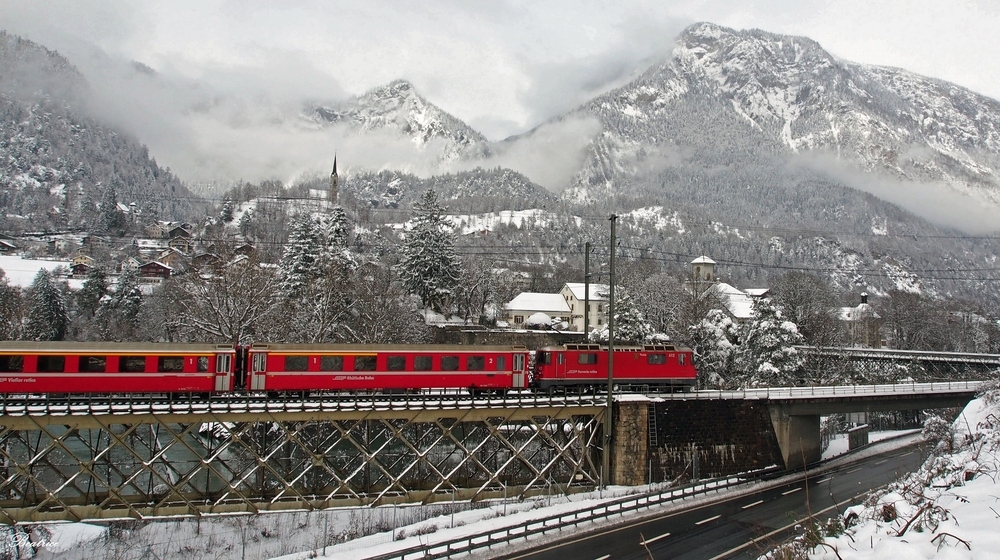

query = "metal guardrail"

[652,380,987,402]
[798,346,1000,365]
[0,391,607,417]
[0,380,986,416]
[364,467,783,560]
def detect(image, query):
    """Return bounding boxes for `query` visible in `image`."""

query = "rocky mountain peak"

[307,79,491,162]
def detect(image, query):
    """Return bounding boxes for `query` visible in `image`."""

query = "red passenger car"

[0,342,237,394]
[245,344,531,394]
[533,343,697,390]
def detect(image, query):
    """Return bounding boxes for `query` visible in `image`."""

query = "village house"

[167,235,194,254]
[503,293,571,329]
[138,261,172,282]
[558,282,609,331]
[120,257,141,274]
[70,255,96,278]
[838,293,882,348]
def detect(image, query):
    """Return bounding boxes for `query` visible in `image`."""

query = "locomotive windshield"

[536,351,551,365]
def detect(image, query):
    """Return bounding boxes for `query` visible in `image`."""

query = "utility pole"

[602,215,617,489]
[584,241,591,336]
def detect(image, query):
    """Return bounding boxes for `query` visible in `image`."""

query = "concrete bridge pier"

[766,405,821,469]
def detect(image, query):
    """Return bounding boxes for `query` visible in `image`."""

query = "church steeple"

[329,154,339,204]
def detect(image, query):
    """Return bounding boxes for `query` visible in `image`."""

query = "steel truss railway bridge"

[0,346,994,525]
[0,394,607,524]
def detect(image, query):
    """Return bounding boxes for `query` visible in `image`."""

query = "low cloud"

[792,152,1000,235]
[467,116,604,193]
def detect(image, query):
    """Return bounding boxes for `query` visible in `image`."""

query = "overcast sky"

[2,0,999,186]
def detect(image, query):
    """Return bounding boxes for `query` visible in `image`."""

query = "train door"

[511,353,526,388]
[248,349,267,391]
[214,348,234,391]
[553,351,567,380]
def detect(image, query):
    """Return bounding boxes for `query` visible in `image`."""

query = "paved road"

[498,441,927,560]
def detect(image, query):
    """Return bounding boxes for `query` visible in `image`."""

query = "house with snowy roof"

[689,256,768,323]
[837,293,882,348]
[558,282,610,332]
[504,293,572,329]
[138,261,172,282]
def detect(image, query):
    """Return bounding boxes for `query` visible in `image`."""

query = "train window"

[79,356,106,373]
[37,356,65,373]
[120,356,146,372]
[320,356,343,371]
[0,356,23,372]
[536,351,550,365]
[284,356,308,371]
[648,354,667,365]
[158,357,184,372]
[414,356,433,370]
[679,353,686,365]
[467,356,485,370]
[441,356,459,371]
[354,355,376,371]
[387,356,406,370]
[557,353,564,365]
[496,356,506,371]
[197,356,209,372]
[578,353,597,365]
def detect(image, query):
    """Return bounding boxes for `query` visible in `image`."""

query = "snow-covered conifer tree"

[97,182,128,235]
[589,288,656,344]
[238,207,253,237]
[96,268,143,341]
[75,266,108,319]
[732,299,804,387]
[0,272,23,340]
[397,190,462,314]
[279,214,322,296]
[220,196,235,223]
[688,309,737,388]
[317,206,354,275]
[22,269,68,341]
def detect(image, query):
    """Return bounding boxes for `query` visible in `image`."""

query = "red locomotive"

[0,341,697,396]
[534,343,697,391]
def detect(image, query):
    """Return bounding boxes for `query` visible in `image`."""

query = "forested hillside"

[0,31,206,233]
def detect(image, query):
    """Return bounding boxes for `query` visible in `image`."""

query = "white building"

[504,293,571,329]
[559,283,609,332]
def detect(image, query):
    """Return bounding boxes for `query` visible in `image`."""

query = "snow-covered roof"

[838,303,879,321]
[561,282,609,301]
[691,255,715,265]
[712,282,755,320]
[505,293,571,314]
[744,288,770,297]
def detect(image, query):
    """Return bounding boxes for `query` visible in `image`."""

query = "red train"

[0,341,696,396]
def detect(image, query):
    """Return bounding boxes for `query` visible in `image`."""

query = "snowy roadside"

[273,430,923,560]
[773,388,1000,560]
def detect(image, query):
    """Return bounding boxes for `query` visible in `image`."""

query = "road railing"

[363,466,782,560]
[655,380,988,402]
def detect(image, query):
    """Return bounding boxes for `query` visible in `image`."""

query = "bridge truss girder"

[0,405,604,524]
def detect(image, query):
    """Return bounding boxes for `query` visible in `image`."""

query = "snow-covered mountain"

[563,22,1000,208]
[290,23,1000,305]
[306,80,493,163]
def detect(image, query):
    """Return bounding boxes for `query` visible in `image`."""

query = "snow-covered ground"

[0,255,78,289]
[792,389,1000,559]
